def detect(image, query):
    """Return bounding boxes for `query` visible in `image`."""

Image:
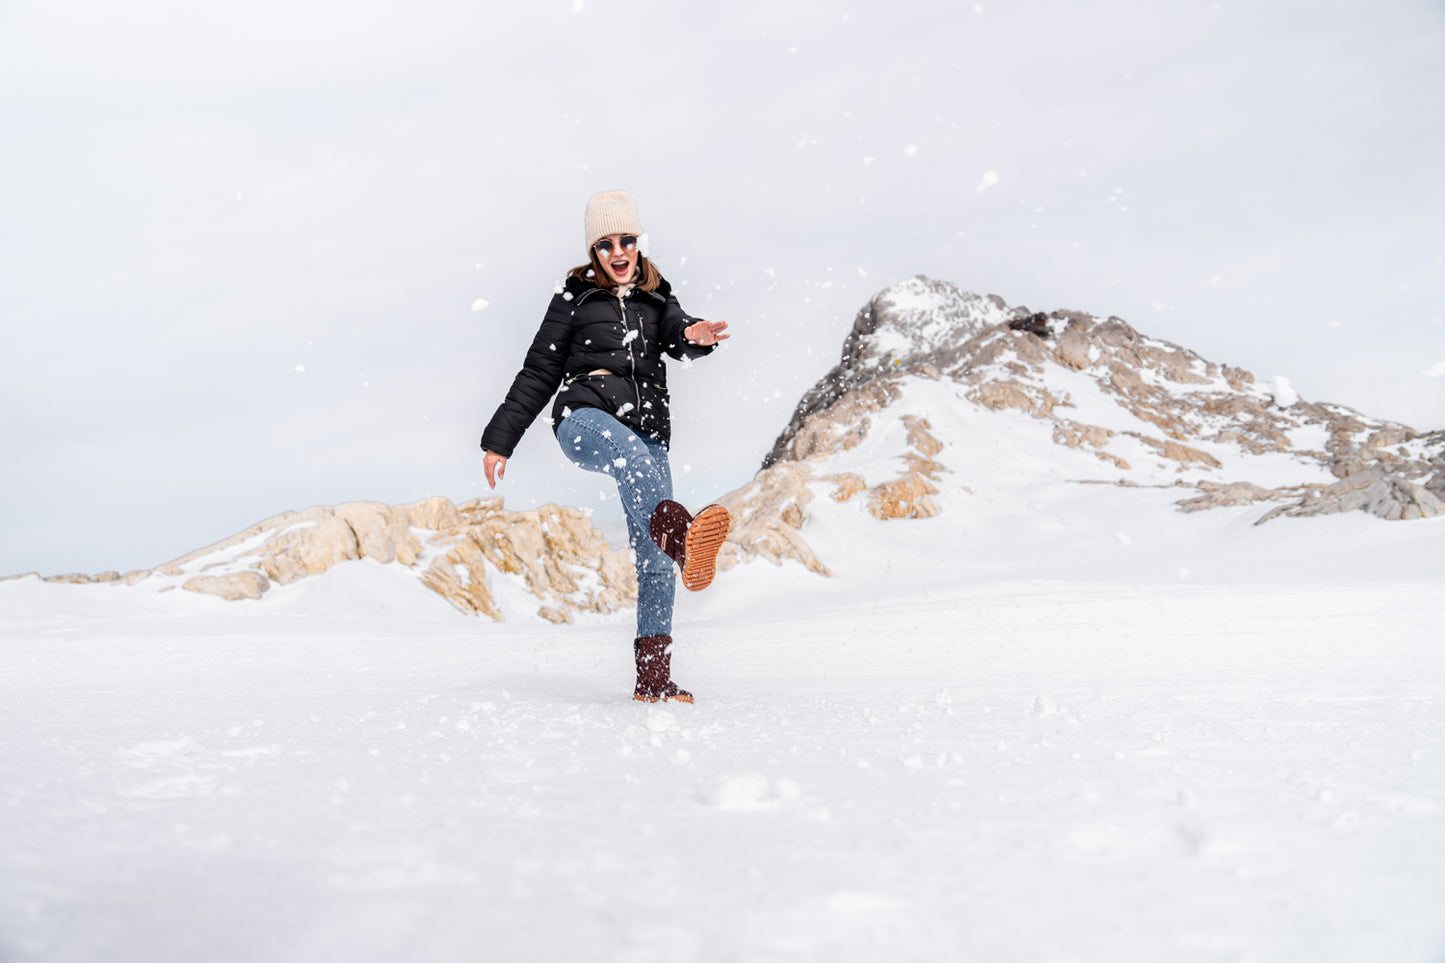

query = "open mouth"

[610,259,631,276]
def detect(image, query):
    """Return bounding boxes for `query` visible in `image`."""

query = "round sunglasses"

[594,235,638,258]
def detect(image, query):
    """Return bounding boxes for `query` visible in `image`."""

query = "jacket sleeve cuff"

[480,434,515,458]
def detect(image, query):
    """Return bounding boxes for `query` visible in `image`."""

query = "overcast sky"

[2,0,1442,578]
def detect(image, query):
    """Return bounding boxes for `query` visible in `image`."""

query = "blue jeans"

[556,408,675,638]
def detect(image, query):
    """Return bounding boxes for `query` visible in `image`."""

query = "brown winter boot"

[649,499,731,592]
[632,634,694,704]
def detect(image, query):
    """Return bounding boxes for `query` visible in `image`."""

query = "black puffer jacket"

[480,273,715,458]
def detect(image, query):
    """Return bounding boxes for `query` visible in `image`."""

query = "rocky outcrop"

[715,461,833,578]
[417,498,635,623]
[713,404,951,578]
[65,496,636,621]
[764,276,1008,468]
[1254,469,1445,525]
[255,502,424,586]
[183,571,270,601]
[715,414,953,573]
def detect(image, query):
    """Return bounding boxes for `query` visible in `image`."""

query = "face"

[594,233,638,285]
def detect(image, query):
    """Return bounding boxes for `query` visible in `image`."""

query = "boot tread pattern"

[681,505,730,592]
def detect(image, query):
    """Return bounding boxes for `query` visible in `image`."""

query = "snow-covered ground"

[3,455,1443,961]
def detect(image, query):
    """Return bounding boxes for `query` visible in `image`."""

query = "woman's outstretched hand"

[685,320,730,346]
[483,451,507,489]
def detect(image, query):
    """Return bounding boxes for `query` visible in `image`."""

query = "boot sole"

[632,693,695,704]
[681,505,730,592]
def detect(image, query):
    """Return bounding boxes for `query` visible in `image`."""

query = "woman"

[480,190,731,704]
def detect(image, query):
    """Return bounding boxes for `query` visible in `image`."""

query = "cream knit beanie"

[584,190,643,251]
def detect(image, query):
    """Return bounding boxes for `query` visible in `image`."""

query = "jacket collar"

[566,272,672,304]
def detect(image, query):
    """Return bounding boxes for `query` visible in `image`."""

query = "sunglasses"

[594,235,638,258]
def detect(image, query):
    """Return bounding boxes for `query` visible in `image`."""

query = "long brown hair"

[567,249,663,291]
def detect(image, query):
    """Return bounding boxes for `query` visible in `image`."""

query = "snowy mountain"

[771,275,1443,508]
[723,275,1444,580]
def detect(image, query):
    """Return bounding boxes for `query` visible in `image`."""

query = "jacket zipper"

[617,288,642,416]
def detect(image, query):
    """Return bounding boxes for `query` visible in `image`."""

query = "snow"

[1271,375,1301,407]
[865,281,1008,365]
[4,453,1444,963]
[3,559,1442,961]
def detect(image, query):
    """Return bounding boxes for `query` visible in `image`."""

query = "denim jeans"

[556,408,675,638]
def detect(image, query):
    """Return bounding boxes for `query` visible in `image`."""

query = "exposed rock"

[867,472,940,520]
[976,380,1039,414]
[773,380,902,465]
[1008,313,1053,337]
[39,495,639,621]
[183,571,270,601]
[432,500,634,622]
[715,461,832,577]
[1134,437,1223,471]
[406,495,464,531]
[1256,469,1445,525]
[261,516,361,585]
[416,497,635,621]
[164,505,334,572]
[828,473,868,503]
[335,501,421,566]
[1176,481,1281,513]
[763,276,1009,468]
[421,538,500,620]
[1222,366,1255,389]
[1053,421,1113,451]
[1055,320,1094,370]
[713,408,950,572]
[862,416,947,520]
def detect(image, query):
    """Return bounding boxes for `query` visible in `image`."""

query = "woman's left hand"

[685,320,730,346]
